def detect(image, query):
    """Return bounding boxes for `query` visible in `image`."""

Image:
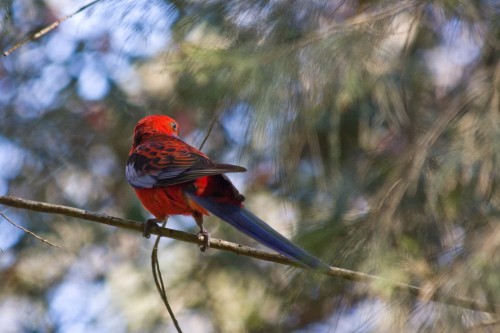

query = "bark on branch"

[0,195,497,314]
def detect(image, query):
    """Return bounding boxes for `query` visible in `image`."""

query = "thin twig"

[0,210,60,248]
[198,116,217,151]
[0,195,497,314]
[3,0,103,56]
[152,219,183,333]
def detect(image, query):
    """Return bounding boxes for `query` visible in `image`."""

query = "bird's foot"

[143,218,159,238]
[197,230,211,252]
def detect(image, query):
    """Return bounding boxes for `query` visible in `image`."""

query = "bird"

[126,114,328,270]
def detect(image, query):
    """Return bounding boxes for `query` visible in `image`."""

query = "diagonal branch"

[0,195,497,314]
[3,0,103,56]
[0,210,61,248]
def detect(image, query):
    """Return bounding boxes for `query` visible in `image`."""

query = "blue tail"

[186,193,328,270]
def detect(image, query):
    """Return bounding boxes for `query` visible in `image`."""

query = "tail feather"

[186,193,328,270]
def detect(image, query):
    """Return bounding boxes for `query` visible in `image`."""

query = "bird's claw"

[197,230,211,252]
[143,218,159,238]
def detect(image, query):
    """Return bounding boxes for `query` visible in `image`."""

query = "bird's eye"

[171,122,177,131]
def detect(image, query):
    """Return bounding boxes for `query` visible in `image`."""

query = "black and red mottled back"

[126,116,246,189]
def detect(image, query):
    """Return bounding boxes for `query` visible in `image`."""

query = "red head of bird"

[133,115,179,147]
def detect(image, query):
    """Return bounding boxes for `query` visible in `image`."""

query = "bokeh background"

[0,0,499,332]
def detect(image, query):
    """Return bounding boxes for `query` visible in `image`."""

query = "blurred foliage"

[0,0,499,332]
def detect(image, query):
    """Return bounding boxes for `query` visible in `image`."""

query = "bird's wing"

[126,135,246,189]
